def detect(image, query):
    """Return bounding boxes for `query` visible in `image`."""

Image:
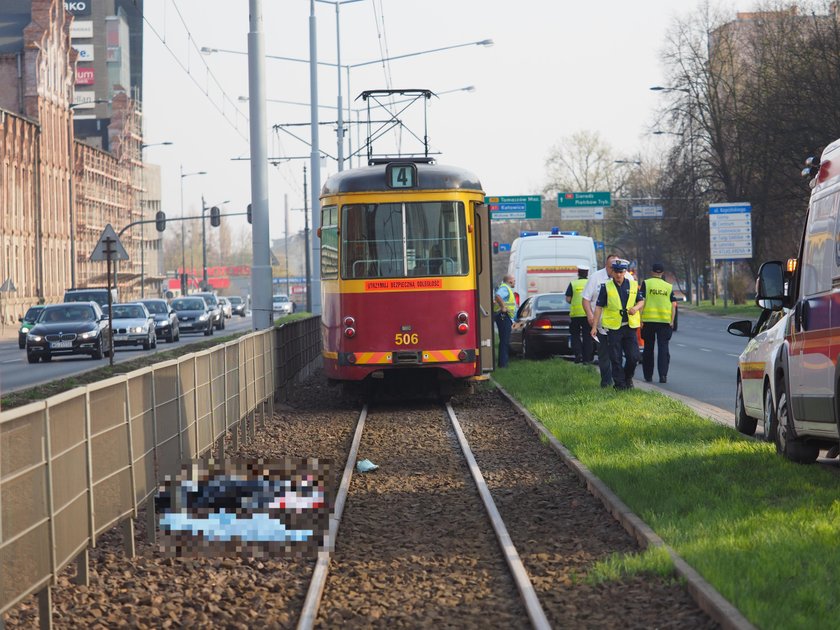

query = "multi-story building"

[0,0,158,324]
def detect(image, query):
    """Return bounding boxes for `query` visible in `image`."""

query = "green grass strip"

[494,358,840,629]
[681,300,761,318]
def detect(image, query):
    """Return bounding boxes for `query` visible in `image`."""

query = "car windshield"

[534,295,570,312]
[273,296,289,303]
[142,301,168,315]
[198,294,218,306]
[24,307,43,321]
[64,291,108,306]
[112,305,146,319]
[229,297,242,305]
[172,299,205,311]
[39,305,96,323]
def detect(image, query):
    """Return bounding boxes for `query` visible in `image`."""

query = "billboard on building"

[64,1,91,15]
[70,20,93,38]
[72,44,94,61]
[75,67,95,85]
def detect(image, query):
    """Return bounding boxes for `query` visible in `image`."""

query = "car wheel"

[166,329,174,343]
[27,353,39,364]
[42,354,52,362]
[19,338,25,350]
[763,385,777,443]
[91,338,104,360]
[734,377,757,435]
[143,334,151,351]
[523,335,538,360]
[775,389,819,464]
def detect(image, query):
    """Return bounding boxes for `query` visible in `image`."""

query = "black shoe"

[659,376,667,383]
[626,380,634,389]
[644,377,653,383]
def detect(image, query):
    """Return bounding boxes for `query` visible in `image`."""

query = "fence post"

[73,549,89,586]
[37,586,52,630]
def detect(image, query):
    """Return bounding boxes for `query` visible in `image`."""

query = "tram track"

[298,401,550,629]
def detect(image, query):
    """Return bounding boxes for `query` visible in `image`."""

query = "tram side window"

[321,205,339,279]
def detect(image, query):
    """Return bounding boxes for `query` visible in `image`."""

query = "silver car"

[108,303,157,350]
[272,294,295,316]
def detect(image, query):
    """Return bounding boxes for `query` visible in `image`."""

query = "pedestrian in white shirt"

[582,254,620,387]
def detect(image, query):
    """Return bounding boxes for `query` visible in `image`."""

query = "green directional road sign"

[486,195,542,220]
[557,191,612,207]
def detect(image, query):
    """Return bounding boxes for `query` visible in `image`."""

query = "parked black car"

[510,293,573,359]
[171,297,214,336]
[192,292,225,330]
[228,295,247,317]
[26,302,111,363]
[140,299,181,343]
[18,305,45,349]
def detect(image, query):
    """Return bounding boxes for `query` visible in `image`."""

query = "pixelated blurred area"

[155,458,332,559]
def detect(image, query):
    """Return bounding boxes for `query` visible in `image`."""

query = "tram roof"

[321,163,483,196]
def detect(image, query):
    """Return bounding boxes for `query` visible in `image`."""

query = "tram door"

[473,201,494,373]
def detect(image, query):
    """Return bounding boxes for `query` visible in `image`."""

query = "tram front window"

[342,201,468,279]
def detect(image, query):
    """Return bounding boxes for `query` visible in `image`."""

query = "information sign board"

[499,243,511,253]
[557,192,612,207]
[631,205,664,218]
[709,203,752,260]
[486,196,542,220]
[560,207,604,221]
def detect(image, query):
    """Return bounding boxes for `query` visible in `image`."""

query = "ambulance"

[506,229,598,305]
[755,138,840,463]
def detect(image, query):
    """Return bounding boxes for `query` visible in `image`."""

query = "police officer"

[565,266,593,363]
[582,254,620,387]
[591,259,645,390]
[640,262,677,383]
[494,274,516,367]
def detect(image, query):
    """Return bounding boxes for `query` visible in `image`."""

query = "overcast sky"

[142,0,736,241]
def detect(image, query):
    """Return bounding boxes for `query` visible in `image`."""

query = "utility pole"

[248,0,272,329]
[284,193,290,297]
[303,165,312,313]
[309,0,322,314]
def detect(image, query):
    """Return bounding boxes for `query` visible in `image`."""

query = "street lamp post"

[200,197,229,290]
[180,166,207,296]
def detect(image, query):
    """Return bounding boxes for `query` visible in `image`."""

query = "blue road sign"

[499,243,511,252]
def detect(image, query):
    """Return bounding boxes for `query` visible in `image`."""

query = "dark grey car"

[193,292,225,330]
[26,302,112,363]
[171,297,214,336]
[141,299,181,343]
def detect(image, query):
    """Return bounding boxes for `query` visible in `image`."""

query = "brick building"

[0,0,158,325]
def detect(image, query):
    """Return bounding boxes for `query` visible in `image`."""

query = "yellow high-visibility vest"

[569,278,587,318]
[602,280,641,329]
[641,277,673,323]
[494,282,516,313]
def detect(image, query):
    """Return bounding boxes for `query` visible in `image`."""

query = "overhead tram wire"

[139,3,249,142]
[371,0,401,150]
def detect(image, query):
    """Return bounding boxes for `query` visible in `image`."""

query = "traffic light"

[247,203,252,224]
[155,210,166,232]
[210,206,221,227]
[493,241,499,255]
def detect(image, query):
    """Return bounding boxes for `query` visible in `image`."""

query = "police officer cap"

[651,262,665,272]
[577,265,589,271]
[611,259,629,271]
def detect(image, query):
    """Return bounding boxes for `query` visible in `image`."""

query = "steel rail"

[445,402,551,630]
[297,404,368,630]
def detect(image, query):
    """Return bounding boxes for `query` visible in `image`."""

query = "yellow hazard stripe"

[323,351,338,359]
[355,352,393,365]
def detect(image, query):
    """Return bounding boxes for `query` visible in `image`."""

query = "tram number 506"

[394,333,419,346]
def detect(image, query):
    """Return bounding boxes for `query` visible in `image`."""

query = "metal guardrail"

[0,318,322,628]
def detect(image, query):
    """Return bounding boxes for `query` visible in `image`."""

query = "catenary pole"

[248,0,272,329]
[309,0,322,314]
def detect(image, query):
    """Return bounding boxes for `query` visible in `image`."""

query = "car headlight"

[199,314,209,321]
[28,334,43,342]
[129,326,145,334]
[79,330,98,339]
[20,325,30,334]
[156,320,168,327]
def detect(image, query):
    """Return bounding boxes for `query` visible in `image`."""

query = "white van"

[506,230,597,305]
[755,138,840,463]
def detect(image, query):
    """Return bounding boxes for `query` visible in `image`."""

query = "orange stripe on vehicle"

[323,351,338,359]
[422,349,460,363]
[355,352,392,365]
[740,361,765,380]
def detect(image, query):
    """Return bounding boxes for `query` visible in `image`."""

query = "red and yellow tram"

[318,160,494,394]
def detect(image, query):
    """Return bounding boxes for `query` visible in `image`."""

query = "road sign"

[631,205,664,218]
[0,278,16,292]
[499,243,511,253]
[557,191,612,207]
[90,224,129,261]
[594,240,605,251]
[486,196,542,220]
[560,207,605,221]
[709,203,752,260]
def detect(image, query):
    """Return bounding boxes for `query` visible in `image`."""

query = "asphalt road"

[0,314,254,396]
[652,309,751,412]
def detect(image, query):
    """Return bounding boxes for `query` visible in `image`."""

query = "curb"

[635,381,734,429]
[492,380,756,630]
